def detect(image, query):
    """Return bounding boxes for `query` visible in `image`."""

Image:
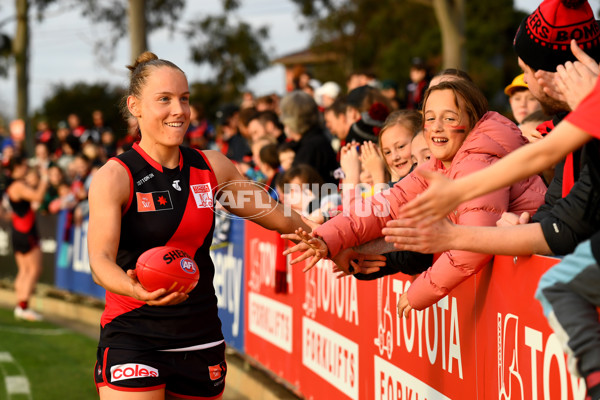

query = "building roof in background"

[272,47,339,66]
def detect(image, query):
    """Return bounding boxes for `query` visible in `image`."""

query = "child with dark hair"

[405,57,430,109]
[324,96,349,144]
[247,110,285,144]
[277,141,295,172]
[276,164,324,217]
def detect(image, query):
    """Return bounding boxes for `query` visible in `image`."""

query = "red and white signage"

[242,221,585,399]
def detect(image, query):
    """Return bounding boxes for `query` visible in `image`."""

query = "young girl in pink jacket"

[286,79,547,316]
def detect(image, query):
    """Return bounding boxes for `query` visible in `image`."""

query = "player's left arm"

[204,150,312,234]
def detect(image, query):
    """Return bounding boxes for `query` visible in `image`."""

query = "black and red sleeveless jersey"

[99,142,222,350]
[7,179,36,234]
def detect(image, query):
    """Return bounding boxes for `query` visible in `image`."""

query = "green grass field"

[0,307,98,399]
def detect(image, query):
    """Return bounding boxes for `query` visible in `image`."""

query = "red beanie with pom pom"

[513,0,600,71]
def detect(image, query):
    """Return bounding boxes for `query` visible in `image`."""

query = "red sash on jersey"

[12,209,35,233]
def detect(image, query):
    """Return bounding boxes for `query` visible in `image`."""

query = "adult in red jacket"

[286,79,547,315]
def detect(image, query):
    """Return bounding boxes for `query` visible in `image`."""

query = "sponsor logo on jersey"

[191,183,213,208]
[136,191,174,212]
[172,180,181,191]
[180,258,197,274]
[110,363,159,382]
[208,362,227,381]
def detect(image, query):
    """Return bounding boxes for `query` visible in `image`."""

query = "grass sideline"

[0,307,98,399]
[0,281,303,400]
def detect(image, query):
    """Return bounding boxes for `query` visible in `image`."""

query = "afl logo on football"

[180,258,197,274]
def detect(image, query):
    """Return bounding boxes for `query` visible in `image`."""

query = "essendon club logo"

[191,183,213,209]
[136,191,174,212]
[208,362,227,381]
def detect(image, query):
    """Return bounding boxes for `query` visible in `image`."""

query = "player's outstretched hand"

[398,169,459,223]
[126,269,189,306]
[330,247,387,278]
[382,217,455,253]
[282,228,329,272]
[300,214,320,231]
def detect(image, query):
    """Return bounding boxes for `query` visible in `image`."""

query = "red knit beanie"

[513,0,600,71]
[349,102,390,143]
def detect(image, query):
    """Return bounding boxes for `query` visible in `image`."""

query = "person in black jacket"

[279,90,339,184]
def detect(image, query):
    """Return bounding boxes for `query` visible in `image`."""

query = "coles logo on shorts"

[180,258,197,274]
[110,363,158,382]
[190,183,213,209]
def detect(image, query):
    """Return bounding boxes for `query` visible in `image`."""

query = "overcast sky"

[0,0,597,120]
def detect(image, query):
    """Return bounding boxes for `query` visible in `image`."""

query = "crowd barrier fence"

[53,212,585,400]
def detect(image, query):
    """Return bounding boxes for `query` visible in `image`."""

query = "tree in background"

[465,1,527,109]
[290,0,439,91]
[14,0,30,151]
[70,0,185,66]
[1,0,531,146]
[1,0,271,152]
[72,0,270,124]
[38,0,270,96]
[426,0,465,71]
[289,0,526,108]
[184,1,270,100]
[33,82,126,138]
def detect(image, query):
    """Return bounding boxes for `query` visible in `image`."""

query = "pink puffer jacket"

[313,111,547,310]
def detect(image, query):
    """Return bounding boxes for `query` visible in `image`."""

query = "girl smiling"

[286,79,547,317]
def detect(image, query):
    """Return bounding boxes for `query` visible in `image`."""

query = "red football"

[135,246,200,294]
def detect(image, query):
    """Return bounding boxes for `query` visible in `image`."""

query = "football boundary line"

[0,325,68,335]
[0,351,32,400]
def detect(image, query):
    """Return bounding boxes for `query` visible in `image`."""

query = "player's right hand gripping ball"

[136,246,199,294]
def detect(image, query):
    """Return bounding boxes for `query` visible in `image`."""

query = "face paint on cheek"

[450,125,467,134]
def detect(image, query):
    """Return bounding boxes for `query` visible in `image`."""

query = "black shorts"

[95,342,227,399]
[11,228,39,254]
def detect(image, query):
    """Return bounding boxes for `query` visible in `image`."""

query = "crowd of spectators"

[2,0,600,394]
[0,61,543,234]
